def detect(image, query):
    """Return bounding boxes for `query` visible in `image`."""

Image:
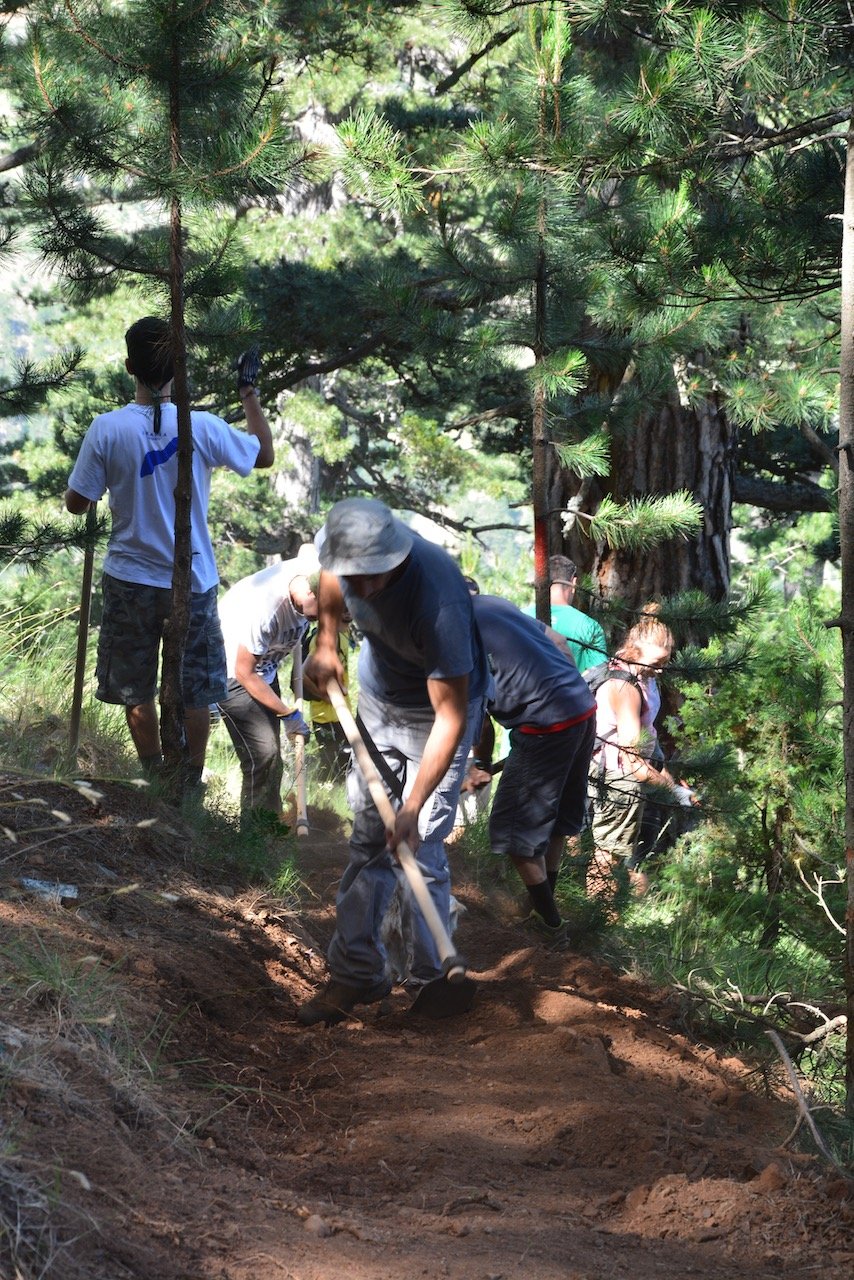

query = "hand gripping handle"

[326,679,466,982]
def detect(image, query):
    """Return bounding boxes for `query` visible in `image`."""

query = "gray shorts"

[489,716,596,860]
[95,573,227,709]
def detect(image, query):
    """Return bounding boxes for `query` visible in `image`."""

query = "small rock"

[625,1185,648,1213]
[754,1162,788,1192]
[304,1214,332,1238]
[553,1027,580,1054]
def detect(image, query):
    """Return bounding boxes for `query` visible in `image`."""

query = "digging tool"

[326,678,476,1018]
[291,642,309,837]
[69,505,97,757]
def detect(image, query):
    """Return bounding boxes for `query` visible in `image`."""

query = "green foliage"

[675,594,844,934]
[336,110,426,214]
[582,492,703,551]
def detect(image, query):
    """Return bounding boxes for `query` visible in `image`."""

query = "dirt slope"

[1,776,852,1280]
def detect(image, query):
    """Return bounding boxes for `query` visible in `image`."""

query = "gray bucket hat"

[316,498,413,576]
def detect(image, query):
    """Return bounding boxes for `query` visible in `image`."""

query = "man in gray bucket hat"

[297,498,490,1026]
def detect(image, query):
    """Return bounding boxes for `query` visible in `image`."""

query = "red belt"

[517,706,595,735]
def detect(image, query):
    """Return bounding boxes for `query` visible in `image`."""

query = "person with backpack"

[586,605,682,900]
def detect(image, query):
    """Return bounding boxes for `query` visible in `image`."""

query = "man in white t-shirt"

[215,549,318,821]
[64,317,274,785]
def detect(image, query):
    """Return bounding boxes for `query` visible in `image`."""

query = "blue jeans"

[327,687,484,988]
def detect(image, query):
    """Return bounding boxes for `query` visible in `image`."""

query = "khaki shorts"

[588,767,645,863]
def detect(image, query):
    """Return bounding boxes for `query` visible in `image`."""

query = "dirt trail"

[1,778,852,1280]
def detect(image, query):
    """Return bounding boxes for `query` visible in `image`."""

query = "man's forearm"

[240,390,274,468]
[405,674,470,816]
[238,670,295,716]
[406,715,466,817]
[315,571,345,650]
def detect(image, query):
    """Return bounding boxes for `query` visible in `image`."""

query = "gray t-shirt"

[474,595,595,729]
[342,533,489,709]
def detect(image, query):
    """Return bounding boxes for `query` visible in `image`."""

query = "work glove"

[280,709,310,738]
[235,344,261,392]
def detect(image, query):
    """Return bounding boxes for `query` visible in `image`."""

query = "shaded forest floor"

[1,774,853,1280]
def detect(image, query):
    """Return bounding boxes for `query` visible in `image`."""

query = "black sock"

[546,869,558,893]
[139,753,163,779]
[526,881,562,928]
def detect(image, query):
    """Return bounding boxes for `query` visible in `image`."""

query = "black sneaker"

[296,977,392,1027]
[521,913,572,950]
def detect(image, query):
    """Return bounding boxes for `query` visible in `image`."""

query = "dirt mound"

[1,775,852,1279]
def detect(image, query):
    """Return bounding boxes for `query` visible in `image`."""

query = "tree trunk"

[159,16,192,785]
[837,102,854,1118]
[562,381,736,608]
[531,238,551,626]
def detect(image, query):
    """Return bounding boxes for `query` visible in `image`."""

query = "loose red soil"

[1,775,852,1279]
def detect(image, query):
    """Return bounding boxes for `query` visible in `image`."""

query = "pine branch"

[434,25,518,95]
[0,140,41,173]
[553,430,610,478]
[734,474,834,514]
[576,491,703,551]
[0,506,108,569]
[0,347,85,414]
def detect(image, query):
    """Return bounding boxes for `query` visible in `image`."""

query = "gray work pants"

[327,686,484,988]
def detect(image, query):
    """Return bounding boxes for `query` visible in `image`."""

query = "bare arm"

[233,645,298,716]
[544,625,577,665]
[302,570,346,695]
[64,488,93,514]
[461,714,495,793]
[389,673,469,855]
[611,683,674,787]
[239,388,274,469]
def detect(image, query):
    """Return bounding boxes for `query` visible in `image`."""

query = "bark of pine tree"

[561,381,736,609]
[159,18,192,788]
[837,104,854,1118]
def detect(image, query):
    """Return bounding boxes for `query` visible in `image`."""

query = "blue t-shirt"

[343,533,489,709]
[474,595,595,729]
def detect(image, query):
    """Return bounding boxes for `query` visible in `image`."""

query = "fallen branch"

[765,1030,853,1180]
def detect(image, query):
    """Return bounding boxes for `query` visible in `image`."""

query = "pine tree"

[328,5,705,619]
[15,0,310,779]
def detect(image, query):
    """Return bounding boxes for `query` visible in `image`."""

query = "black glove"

[235,344,261,392]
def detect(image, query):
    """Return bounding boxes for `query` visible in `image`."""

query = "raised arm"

[239,387,274,469]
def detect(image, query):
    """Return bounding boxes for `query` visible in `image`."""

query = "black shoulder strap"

[355,712,405,803]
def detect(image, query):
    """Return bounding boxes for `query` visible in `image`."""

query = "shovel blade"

[409,974,477,1020]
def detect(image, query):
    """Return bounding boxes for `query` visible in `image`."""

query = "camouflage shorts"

[588,767,645,862]
[95,574,227,709]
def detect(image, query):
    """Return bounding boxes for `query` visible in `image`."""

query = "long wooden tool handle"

[326,678,465,981]
[292,642,309,837]
[69,506,97,755]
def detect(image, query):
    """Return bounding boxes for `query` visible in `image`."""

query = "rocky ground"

[1,773,852,1280]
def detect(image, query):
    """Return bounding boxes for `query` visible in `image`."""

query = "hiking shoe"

[521,913,573,951]
[296,977,392,1027]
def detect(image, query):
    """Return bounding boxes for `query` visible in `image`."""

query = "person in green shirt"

[525,554,607,674]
